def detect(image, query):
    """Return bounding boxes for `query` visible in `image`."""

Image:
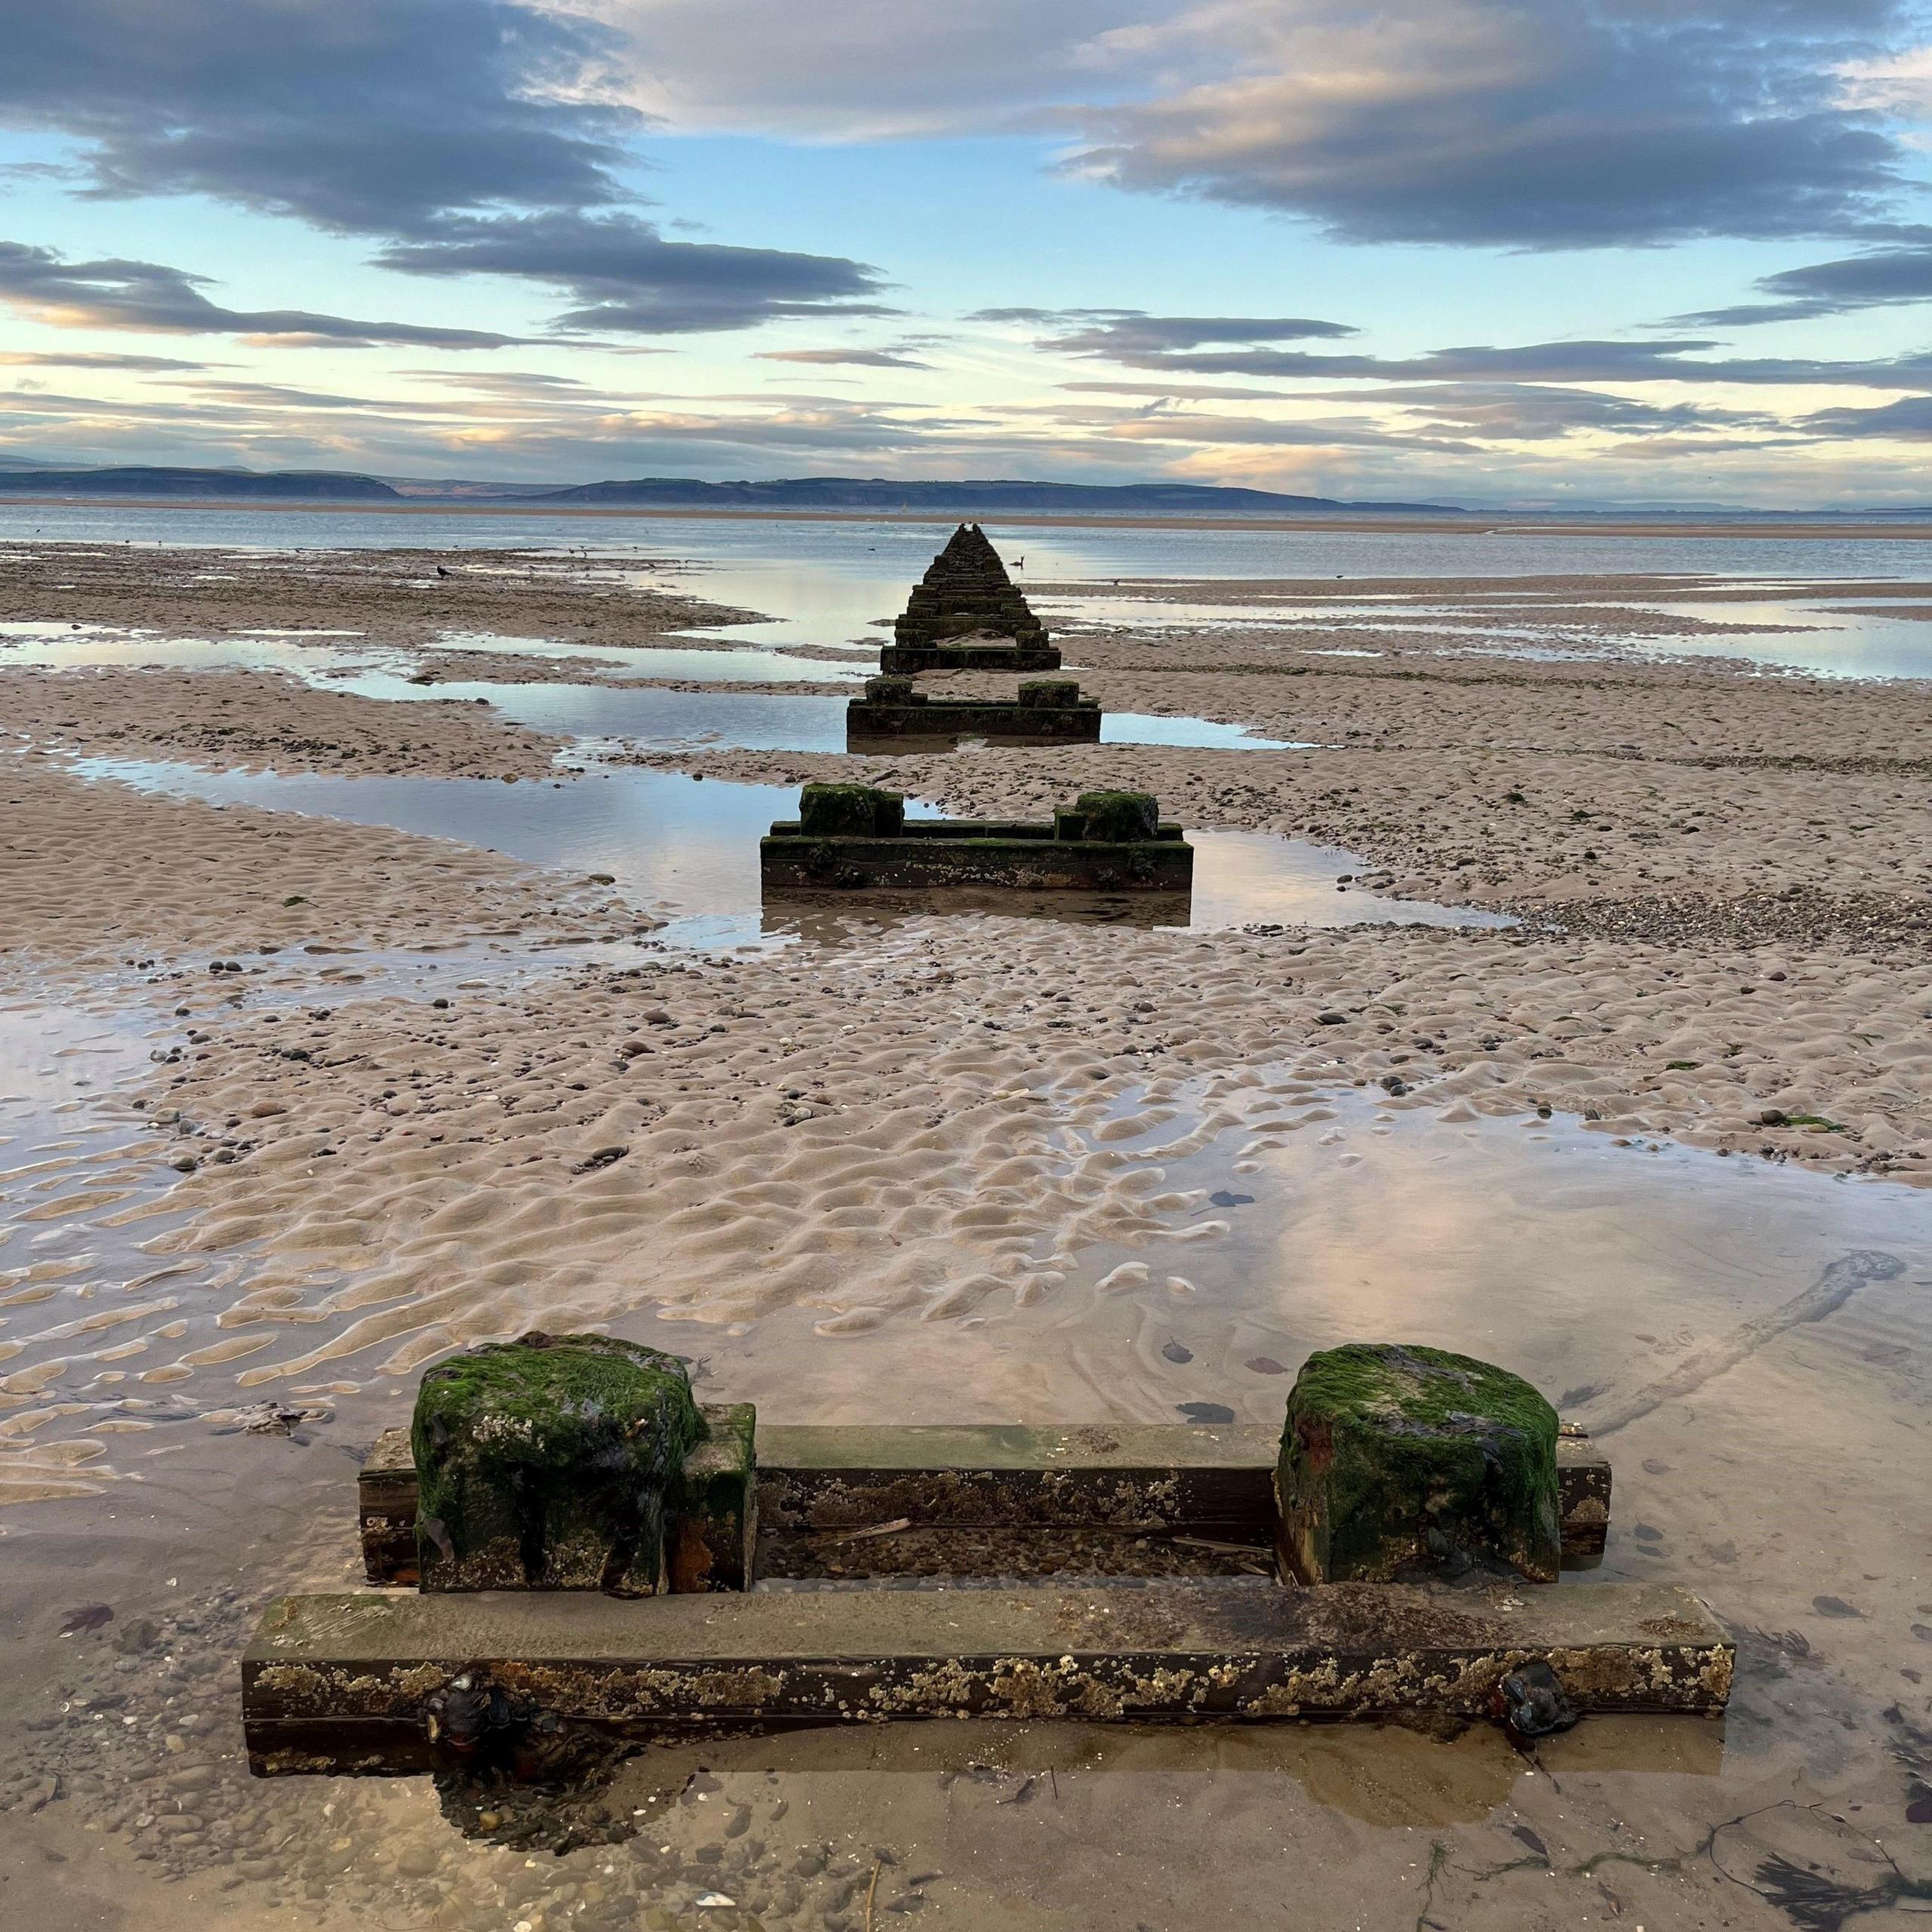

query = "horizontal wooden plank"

[242,1577,1729,1773]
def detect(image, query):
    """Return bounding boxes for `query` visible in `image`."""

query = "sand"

[0,664,568,776]
[2,539,1930,1931]
[0,755,635,973]
[0,540,753,647]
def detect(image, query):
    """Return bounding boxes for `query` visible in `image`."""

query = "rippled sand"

[1,545,1928,1930]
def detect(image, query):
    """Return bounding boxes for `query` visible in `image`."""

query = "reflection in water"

[73,758,1511,946]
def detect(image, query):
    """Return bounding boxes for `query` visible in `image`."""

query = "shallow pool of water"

[71,757,1509,948]
[0,620,872,688]
[1050,586,1932,679]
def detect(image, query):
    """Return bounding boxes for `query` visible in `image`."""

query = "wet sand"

[0,541,755,648]
[1,541,1929,1930]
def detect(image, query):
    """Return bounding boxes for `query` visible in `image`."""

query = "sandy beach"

[2,532,1929,1930]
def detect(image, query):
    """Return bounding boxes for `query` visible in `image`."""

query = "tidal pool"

[72,756,1512,949]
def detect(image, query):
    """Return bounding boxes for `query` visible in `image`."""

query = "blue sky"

[3,1,1932,506]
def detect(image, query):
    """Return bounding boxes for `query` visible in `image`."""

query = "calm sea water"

[6,497,1932,582]
[9,499,1932,678]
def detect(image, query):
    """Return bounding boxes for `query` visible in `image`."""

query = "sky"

[3,2,1932,506]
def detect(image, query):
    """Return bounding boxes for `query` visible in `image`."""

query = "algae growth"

[1277,1342,1561,1585]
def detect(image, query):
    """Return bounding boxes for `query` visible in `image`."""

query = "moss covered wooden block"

[1055,791,1160,844]
[797,782,904,838]
[413,1333,701,1596]
[1018,679,1079,708]
[1276,1343,1561,1585]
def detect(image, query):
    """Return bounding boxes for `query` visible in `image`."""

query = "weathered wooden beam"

[758,823,1195,894]
[360,1420,1612,1585]
[845,698,1101,744]
[242,1576,1728,1774]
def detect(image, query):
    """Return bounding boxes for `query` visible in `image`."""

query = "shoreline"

[6,493,1932,539]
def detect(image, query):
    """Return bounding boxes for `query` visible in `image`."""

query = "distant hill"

[0,466,402,500]
[531,475,1461,514]
[0,462,1460,512]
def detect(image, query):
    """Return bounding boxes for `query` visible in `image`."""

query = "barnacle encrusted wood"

[412,1332,701,1595]
[239,1575,1732,1773]
[1277,1343,1561,1584]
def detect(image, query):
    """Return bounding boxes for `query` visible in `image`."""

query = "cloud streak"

[1684,244,1932,323]
[0,242,540,348]
[1009,310,1932,388]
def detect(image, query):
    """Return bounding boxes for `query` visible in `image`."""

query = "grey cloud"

[1062,329,1932,388]
[1684,247,1932,324]
[1060,380,1318,401]
[1799,395,1932,438]
[1069,1,1914,248]
[2,1,887,337]
[3,0,635,234]
[1066,409,1481,455]
[401,370,594,393]
[1297,383,1773,438]
[0,348,212,371]
[376,211,888,334]
[756,348,934,368]
[0,241,540,347]
[580,2,1166,137]
[974,309,1355,352]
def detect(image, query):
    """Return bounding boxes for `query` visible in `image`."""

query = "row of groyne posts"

[761,524,1192,894]
[237,533,1733,1782]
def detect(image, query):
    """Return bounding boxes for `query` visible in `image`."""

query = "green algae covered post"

[1063,791,1161,843]
[1018,679,1079,708]
[413,1332,702,1596]
[1276,1343,1561,1585]
[797,782,905,837]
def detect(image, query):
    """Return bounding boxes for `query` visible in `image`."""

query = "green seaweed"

[1067,791,1160,843]
[1018,679,1080,708]
[798,783,905,838]
[413,1332,701,1596]
[1277,1342,1560,1584]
